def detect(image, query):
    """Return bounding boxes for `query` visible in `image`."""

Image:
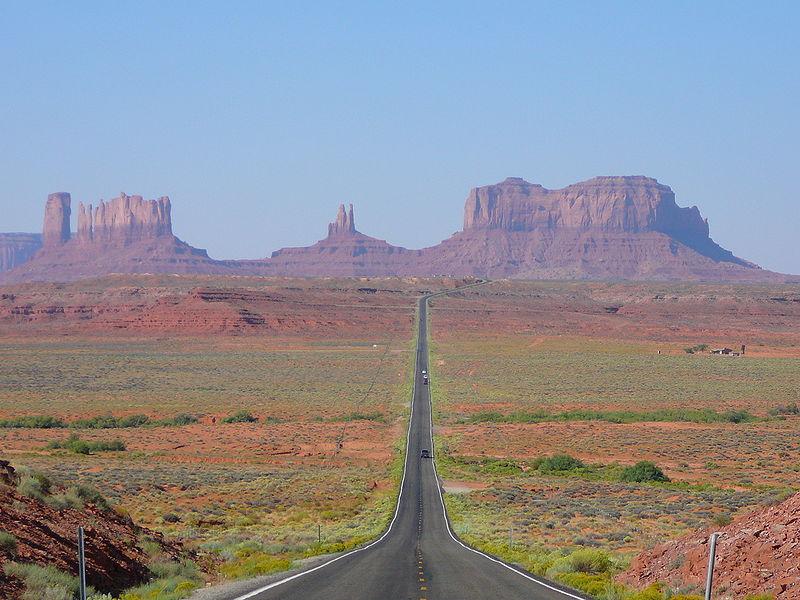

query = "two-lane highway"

[232,293,585,600]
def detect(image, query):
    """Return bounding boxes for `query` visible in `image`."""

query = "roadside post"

[318,523,322,544]
[704,532,723,600]
[78,526,87,600]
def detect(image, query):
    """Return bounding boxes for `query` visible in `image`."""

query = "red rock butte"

[0,176,794,283]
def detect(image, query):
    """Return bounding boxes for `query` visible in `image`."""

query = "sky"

[1,1,798,273]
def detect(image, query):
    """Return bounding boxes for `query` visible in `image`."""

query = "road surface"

[233,293,586,600]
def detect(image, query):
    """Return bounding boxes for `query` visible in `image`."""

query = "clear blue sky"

[2,1,798,273]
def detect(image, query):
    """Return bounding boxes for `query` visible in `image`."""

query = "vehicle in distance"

[423,373,429,385]
[420,449,431,458]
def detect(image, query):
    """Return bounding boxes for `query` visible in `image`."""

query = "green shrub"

[684,344,708,354]
[46,433,125,454]
[222,411,258,424]
[220,551,292,579]
[69,484,111,510]
[534,454,585,473]
[0,415,66,429]
[723,409,755,423]
[70,414,149,429]
[3,562,78,600]
[620,461,670,483]
[712,513,732,527]
[0,531,17,553]
[17,469,52,500]
[553,571,610,596]
[157,414,198,426]
[568,548,612,574]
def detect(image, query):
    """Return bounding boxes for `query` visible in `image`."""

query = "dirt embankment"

[619,492,800,599]
[0,460,181,599]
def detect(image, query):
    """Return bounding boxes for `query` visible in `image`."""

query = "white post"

[704,532,722,600]
[78,526,87,600]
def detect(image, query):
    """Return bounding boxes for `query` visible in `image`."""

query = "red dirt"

[0,460,181,599]
[619,492,800,599]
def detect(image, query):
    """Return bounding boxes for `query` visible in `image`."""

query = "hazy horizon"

[2,2,798,273]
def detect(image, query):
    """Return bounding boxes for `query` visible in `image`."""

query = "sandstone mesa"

[0,176,791,282]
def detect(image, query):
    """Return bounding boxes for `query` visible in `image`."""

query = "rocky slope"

[0,234,41,273]
[1,177,792,282]
[0,460,180,598]
[619,492,800,599]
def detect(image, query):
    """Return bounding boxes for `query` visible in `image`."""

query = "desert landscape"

[3,5,797,599]
[0,276,456,598]
[429,282,800,598]
[2,276,798,599]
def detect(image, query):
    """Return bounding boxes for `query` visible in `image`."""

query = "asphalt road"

[232,293,586,600]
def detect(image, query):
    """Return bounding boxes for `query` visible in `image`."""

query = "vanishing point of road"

[231,292,586,600]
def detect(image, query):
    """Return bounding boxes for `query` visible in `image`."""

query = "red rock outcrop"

[262,204,421,277]
[0,461,182,598]
[41,192,71,246]
[328,203,357,237]
[0,176,793,282]
[416,176,777,280]
[2,193,230,283]
[83,193,173,244]
[0,234,41,272]
[619,492,800,599]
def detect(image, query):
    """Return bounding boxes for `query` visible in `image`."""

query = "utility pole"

[704,532,722,600]
[318,524,321,544]
[77,526,87,600]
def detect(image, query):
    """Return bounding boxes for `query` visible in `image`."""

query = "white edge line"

[231,298,425,600]
[425,298,588,600]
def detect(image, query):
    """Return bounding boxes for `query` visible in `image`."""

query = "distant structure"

[710,347,745,357]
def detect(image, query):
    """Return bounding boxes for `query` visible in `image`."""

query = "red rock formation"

[264,204,420,277]
[41,192,71,246]
[89,193,173,244]
[419,176,770,280]
[0,234,41,272]
[328,203,356,237]
[0,177,793,282]
[0,461,182,598]
[1,193,228,283]
[619,492,800,599]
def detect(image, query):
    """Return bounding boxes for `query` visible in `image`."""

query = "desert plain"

[1,276,799,599]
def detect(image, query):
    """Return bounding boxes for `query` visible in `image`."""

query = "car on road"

[420,449,431,458]
[423,374,429,385]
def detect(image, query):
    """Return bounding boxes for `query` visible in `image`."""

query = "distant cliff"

[0,234,42,273]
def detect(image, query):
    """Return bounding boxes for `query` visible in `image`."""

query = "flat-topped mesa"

[78,193,173,245]
[42,193,72,246]
[327,203,357,238]
[463,176,710,241]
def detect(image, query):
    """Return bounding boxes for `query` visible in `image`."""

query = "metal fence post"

[78,526,87,600]
[704,532,722,600]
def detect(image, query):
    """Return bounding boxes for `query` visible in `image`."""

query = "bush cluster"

[46,433,126,455]
[468,408,758,425]
[620,461,670,483]
[533,454,586,473]
[0,413,198,429]
[222,411,259,424]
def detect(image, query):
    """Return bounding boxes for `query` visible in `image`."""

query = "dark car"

[423,374,429,385]
[420,449,431,459]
